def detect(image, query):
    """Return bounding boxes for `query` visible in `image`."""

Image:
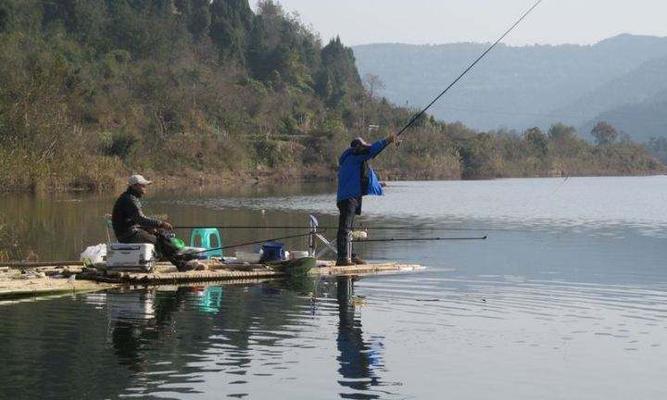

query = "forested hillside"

[0,1,661,192]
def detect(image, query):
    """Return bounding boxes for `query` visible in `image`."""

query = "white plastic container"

[290,250,309,259]
[107,243,156,271]
[235,251,262,263]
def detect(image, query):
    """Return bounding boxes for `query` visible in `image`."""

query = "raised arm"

[366,134,397,160]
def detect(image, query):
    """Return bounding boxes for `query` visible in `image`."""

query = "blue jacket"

[337,139,387,202]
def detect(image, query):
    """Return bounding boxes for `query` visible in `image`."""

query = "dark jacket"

[337,139,387,202]
[111,187,161,240]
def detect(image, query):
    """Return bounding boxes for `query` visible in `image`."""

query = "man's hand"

[386,134,397,144]
[160,221,174,231]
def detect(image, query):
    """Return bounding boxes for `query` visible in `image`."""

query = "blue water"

[1,176,667,399]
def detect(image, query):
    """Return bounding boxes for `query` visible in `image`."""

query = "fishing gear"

[185,232,313,256]
[392,0,545,143]
[175,225,500,232]
[354,236,487,243]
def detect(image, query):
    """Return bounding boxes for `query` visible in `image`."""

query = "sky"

[253,0,667,46]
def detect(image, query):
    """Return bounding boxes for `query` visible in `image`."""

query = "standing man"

[112,174,192,271]
[336,134,396,266]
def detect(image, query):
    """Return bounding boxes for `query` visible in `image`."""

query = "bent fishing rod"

[185,232,487,256]
[186,232,314,256]
[175,225,504,232]
[354,236,487,243]
[389,0,544,144]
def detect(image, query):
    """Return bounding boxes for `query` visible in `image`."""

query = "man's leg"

[121,229,158,245]
[336,198,357,265]
[153,232,195,271]
[123,230,190,271]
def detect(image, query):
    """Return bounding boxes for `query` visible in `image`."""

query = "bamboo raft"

[0,260,424,300]
[92,260,424,284]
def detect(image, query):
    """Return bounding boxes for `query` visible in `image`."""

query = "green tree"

[523,127,548,157]
[209,0,253,61]
[315,37,362,108]
[179,0,211,41]
[0,5,8,32]
[591,121,618,145]
[548,123,576,142]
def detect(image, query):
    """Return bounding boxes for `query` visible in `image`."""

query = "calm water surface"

[1,176,667,399]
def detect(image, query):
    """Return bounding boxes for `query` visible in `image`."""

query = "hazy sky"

[254,0,667,46]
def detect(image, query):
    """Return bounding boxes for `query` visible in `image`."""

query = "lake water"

[1,176,667,399]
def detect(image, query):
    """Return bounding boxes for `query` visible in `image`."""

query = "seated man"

[111,174,193,271]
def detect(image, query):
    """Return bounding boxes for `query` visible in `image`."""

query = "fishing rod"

[354,236,487,243]
[175,225,510,232]
[186,232,313,256]
[176,225,331,231]
[393,0,545,141]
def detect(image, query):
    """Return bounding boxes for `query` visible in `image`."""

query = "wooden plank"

[0,261,84,268]
[0,279,114,300]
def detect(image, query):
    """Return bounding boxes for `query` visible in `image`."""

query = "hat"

[350,137,371,148]
[128,174,152,186]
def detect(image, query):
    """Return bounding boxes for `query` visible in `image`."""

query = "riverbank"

[1,158,664,195]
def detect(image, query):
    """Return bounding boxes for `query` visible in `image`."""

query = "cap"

[350,137,371,148]
[128,174,152,186]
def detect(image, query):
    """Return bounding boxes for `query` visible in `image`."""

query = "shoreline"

[1,166,664,195]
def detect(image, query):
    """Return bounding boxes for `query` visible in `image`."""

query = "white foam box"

[106,243,156,271]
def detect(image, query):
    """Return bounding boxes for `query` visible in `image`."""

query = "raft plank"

[0,279,114,300]
[94,261,423,284]
[0,260,424,299]
[0,261,84,268]
[121,269,284,284]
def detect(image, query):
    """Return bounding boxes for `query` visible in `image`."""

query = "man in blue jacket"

[336,134,396,266]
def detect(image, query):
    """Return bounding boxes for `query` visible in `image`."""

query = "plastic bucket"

[260,242,285,262]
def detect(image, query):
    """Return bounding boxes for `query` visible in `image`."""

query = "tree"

[183,0,211,41]
[0,5,8,33]
[591,121,618,145]
[209,0,253,60]
[523,127,548,157]
[363,73,385,99]
[548,123,576,142]
[315,37,362,107]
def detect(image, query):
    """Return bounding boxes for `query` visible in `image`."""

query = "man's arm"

[366,134,397,160]
[127,196,166,229]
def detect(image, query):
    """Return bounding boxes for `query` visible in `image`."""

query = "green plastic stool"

[190,228,223,258]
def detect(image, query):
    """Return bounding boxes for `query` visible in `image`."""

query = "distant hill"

[586,90,667,142]
[353,34,667,138]
[558,55,667,140]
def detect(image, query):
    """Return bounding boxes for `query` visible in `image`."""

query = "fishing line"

[176,225,517,232]
[354,236,487,243]
[186,232,313,256]
[394,0,545,141]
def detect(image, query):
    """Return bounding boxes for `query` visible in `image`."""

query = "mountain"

[556,55,667,140]
[586,90,667,142]
[352,34,667,137]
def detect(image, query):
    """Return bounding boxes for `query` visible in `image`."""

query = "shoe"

[336,259,355,266]
[351,255,367,265]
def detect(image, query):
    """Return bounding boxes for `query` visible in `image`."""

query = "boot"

[336,258,355,266]
[351,254,367,265]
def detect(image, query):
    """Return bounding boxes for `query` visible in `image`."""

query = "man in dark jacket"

[336,134,396,266]
[112,175,191,270]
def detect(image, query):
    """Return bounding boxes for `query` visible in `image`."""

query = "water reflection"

[108,288,187,373]
[336,276,383,399]
[94,277,389,399]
